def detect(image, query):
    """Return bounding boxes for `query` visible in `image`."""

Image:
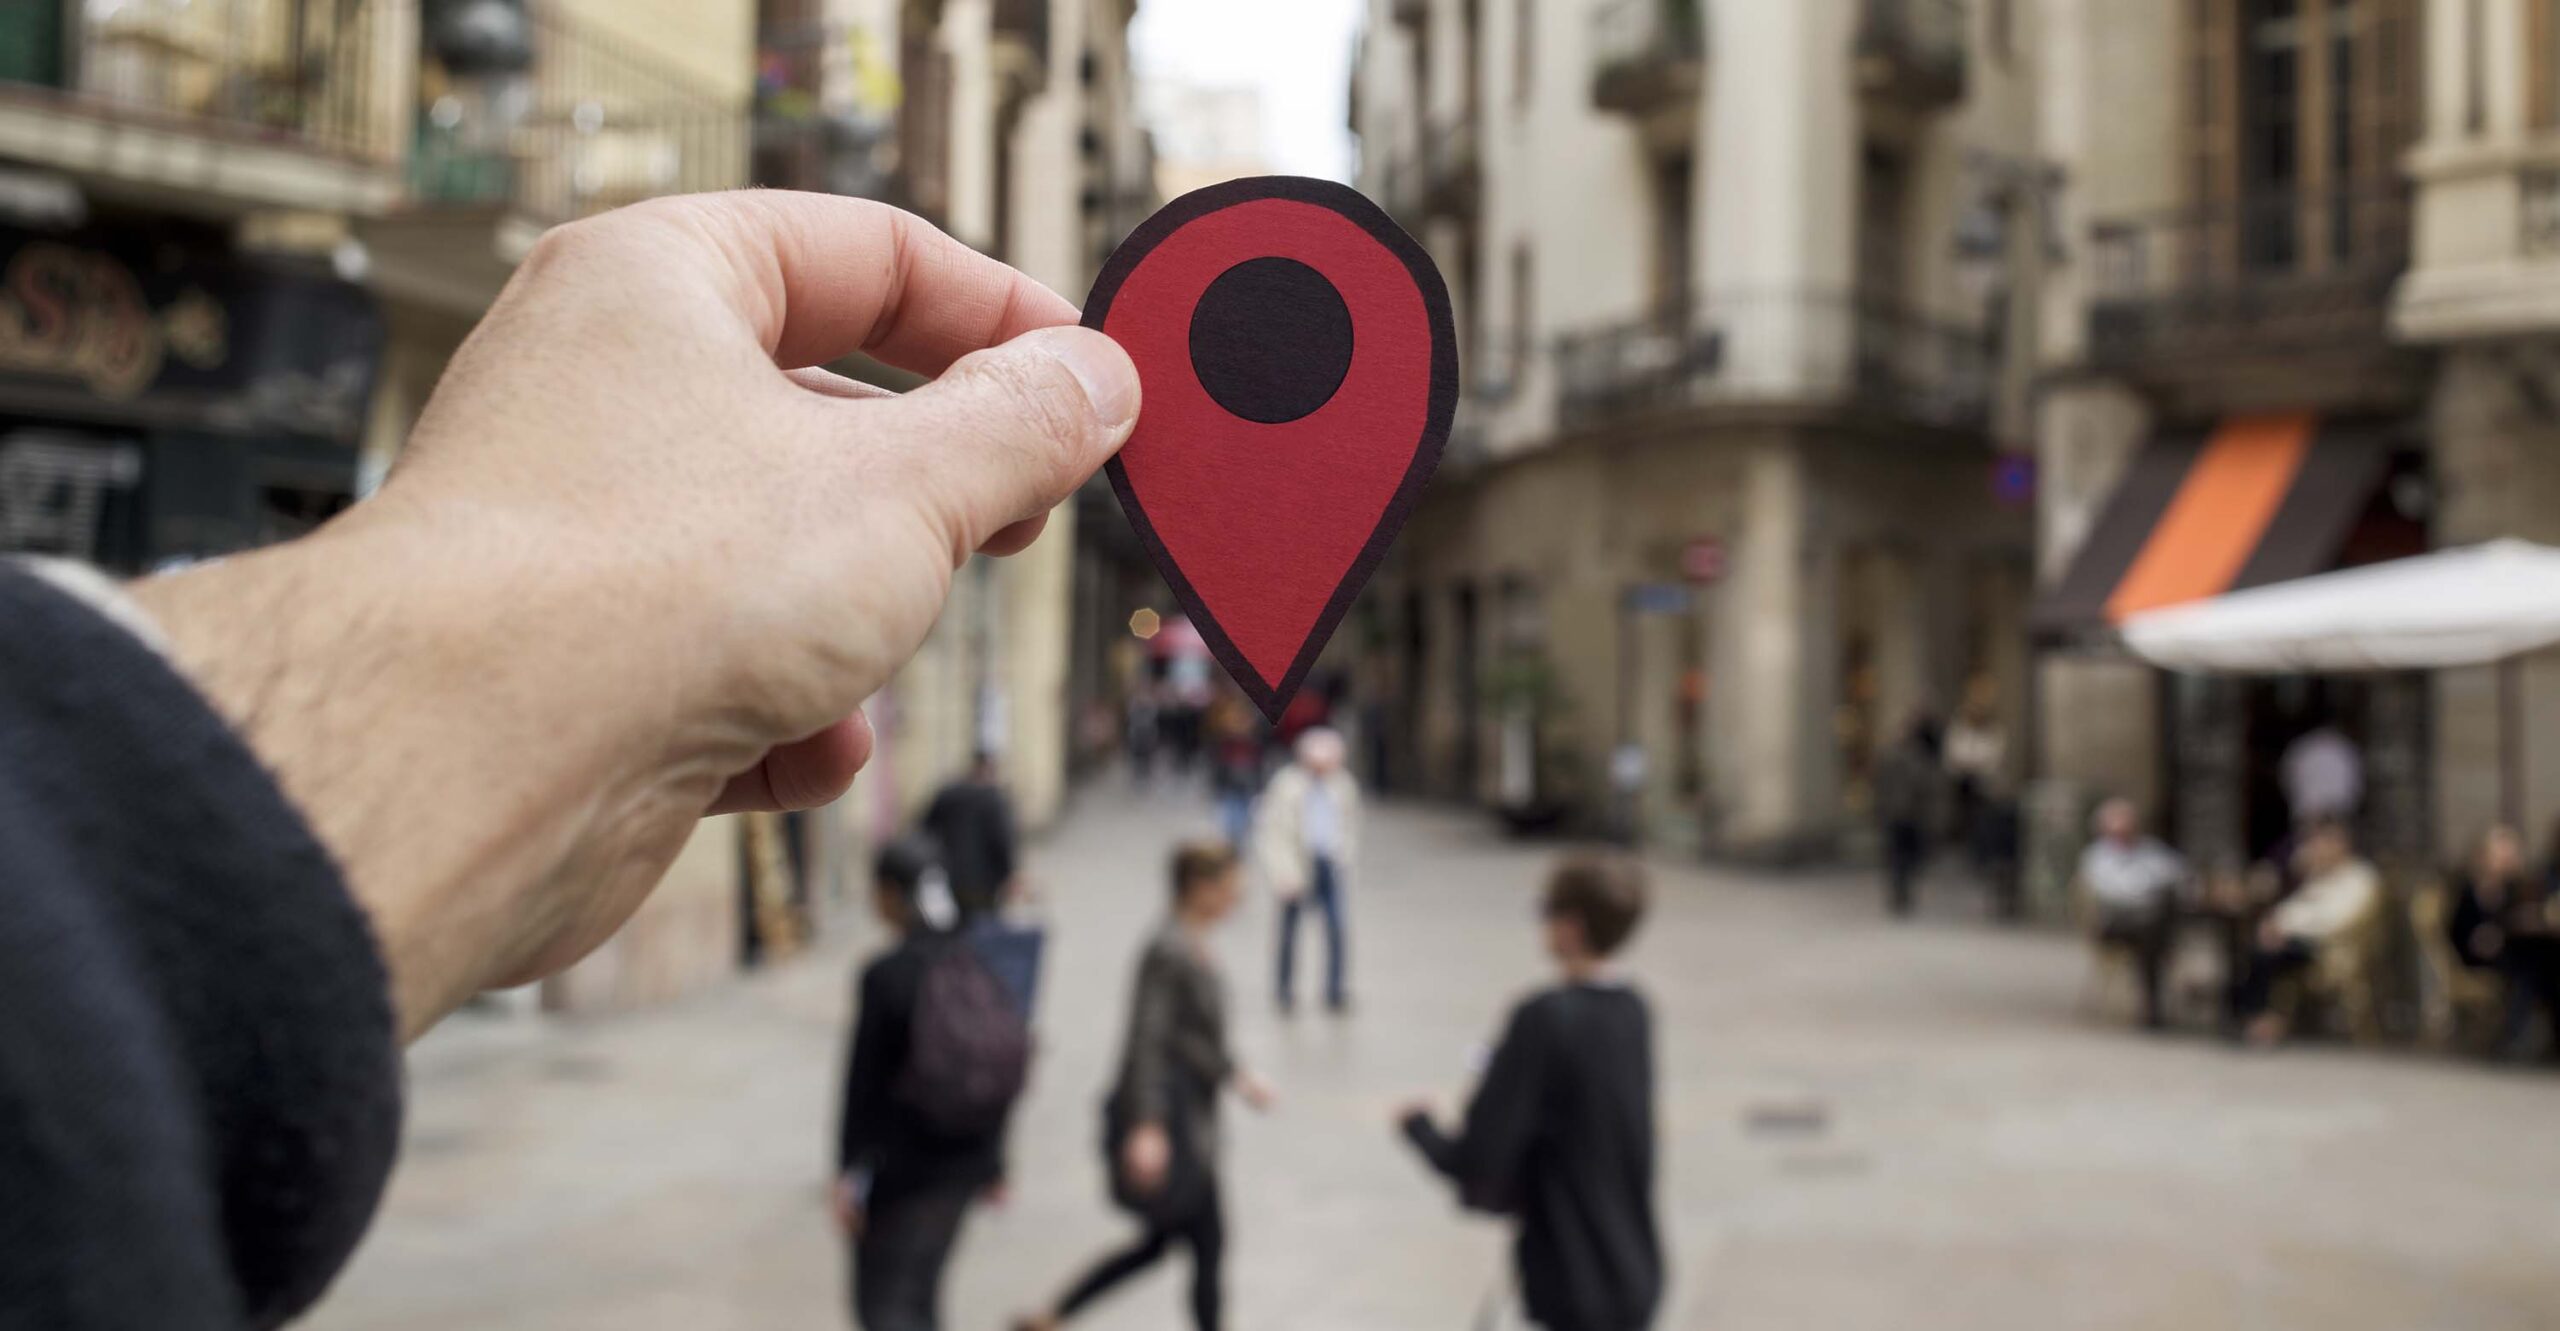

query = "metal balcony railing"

[23,0,399,160]
[2088,188,2410,367]
[1556,291,1992,432]
[409,3,746,225]
[1421,112,1477,217]
[1590,0,1705,115]
[2523,168,2560,257]
[1854,0,1966,106]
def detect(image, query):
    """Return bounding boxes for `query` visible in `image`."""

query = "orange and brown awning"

[2035,413,2395,641]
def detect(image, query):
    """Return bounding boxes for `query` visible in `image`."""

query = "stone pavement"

[306,782,2560,1331]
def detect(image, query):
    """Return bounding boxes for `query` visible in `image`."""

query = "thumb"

[871,325,1140,553]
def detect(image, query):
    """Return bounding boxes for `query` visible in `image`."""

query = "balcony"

[364,5,746,312]
[991,0,1050,94]
[1556,291,1991,435]
[748,21,899,198]
[1590,0,1703,125]
[1854,0,1965,113]
[0,0,405,216]
[2089,188,2419,413]
[1371,134,1425,232]
[1420,113,1478,220]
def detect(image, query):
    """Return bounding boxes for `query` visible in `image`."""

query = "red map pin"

[1086,176,1457,722]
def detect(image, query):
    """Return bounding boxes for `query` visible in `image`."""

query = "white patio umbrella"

[2119,539,2560,672]
[2120,539,2560,822]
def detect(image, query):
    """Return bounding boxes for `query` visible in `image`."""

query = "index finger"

[652,190,1083,376]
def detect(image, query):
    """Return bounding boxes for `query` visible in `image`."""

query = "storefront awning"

[2032,412,2393,641]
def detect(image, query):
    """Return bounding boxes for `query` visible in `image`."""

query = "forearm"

[1401,1111,1461,1178]
[128,507,749,1036]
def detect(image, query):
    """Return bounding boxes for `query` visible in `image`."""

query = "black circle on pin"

[1186,257,1356,424]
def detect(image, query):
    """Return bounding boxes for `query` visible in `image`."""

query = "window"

[2190,0,2418,277]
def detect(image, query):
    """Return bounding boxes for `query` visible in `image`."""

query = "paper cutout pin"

[1086,176,1457,723]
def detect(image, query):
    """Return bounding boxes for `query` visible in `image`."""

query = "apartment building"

[0,0,1150,1007]
[2027,0,2560,877]
[1350,0,2041,858]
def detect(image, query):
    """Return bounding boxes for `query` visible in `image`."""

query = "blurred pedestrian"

[1944,679,2019,916]
[2281,715,2363,829]
[1205,695,1264,847]
[2075,798,2189,1030]
[1018,843,1275,1331]
[1254,726,1363,1014]
[1126,687,1162,786]
[922,750,1019,920]
[1397,854,1662,1331]
[2451,823,2560,1058]
[835,838,1028,1331]
[2231,819,2381,1044]
[1872,715,1945,918]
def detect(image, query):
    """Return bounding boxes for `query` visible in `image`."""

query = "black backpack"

[895,938,1032,1139]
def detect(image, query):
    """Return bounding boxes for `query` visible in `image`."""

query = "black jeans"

[852,1178,976,1331]
[1883,822,1927,916]
[2232,939,2316,1023]
[1055,1178,1225,1331]
[2096,903,2176,1027]
[1276,856,1347,1009]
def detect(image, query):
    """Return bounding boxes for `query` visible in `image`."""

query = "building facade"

[2027,0,2560,887]
[0,0,1149,1008]
[1349,0,2042,859]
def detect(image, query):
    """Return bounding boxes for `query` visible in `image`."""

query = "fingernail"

[1042,327,1142,436]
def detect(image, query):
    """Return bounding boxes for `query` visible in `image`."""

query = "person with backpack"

[1016,842,1274,1331]
[835,837,1032,1331]
[1395,854,1663,1331]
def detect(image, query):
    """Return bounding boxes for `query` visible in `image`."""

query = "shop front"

[0,220,382,572]
[2034,411,2434,877]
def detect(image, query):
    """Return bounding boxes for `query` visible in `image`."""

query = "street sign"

[1681,536,1726,584]
[1626,582,1693,615]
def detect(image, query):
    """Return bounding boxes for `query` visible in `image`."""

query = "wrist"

[129,516,716,1034]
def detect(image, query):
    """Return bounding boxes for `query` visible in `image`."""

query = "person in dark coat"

[1873,715,1945,918]
[835,838,1004,1330]
[922,751,1020,919]
[2452,822,2560,1058]
[1017,842,1275,1331]
[1398,854,1663,1331]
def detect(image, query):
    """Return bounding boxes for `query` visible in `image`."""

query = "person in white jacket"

[1253,728,1362,1014]
[2232,819,2381,1043]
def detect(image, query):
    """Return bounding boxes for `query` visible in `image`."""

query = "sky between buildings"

[1129,0,1365,184]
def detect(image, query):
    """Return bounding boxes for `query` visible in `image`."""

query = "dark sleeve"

[989,791,1019,887]
[837,959,902,1174]
[1122,948,1179,1126]
[1405,997,1551,1215]
[0,567,403,1330]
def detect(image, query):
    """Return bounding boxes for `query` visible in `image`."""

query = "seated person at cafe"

[2447,823,2560,1057]
[2076,798,2189,1030]
[2231,819,2380,1045]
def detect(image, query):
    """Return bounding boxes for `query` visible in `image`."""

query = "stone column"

[1713,440,1813,850]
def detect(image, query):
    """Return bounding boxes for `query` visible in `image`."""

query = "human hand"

[1392,1095,1435,1126]
[1122,1123,1171,1194]
[831,1176,864,1238]
[2257,919,2286,950]
[982,1177,1011,1208]
[129,193,1139,1036]
[1235,1070,1278,1113]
